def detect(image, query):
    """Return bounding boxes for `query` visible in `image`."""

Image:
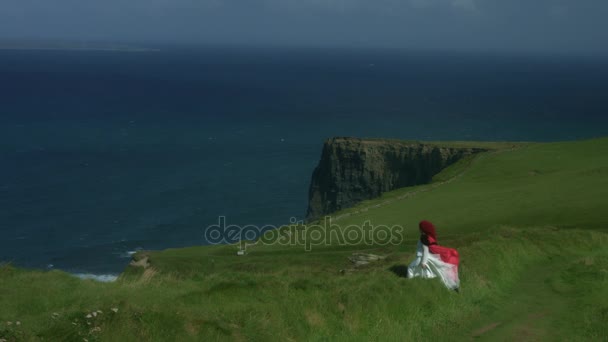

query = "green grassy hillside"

[1,138,607,341]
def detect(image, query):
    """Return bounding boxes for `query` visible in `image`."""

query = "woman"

[407,220,460,291]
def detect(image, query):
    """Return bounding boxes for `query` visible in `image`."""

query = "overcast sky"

[1,0,607,55]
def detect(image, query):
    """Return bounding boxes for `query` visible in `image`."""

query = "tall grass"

[1,227,607,341]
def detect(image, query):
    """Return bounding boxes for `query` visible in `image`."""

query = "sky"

[1,0,607,55]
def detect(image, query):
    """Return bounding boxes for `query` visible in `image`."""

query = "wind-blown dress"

[407,236,460,290]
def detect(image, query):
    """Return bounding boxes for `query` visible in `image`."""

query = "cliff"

[306,137,488,220]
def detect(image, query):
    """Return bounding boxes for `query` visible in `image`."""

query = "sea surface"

[1,47,607,278]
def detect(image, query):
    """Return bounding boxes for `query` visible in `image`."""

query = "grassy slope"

[1,138,608,341]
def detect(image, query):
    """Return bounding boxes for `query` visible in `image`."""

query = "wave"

[118,250,141,259]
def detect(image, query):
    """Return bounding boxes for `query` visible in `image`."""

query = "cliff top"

[325,136,530,150]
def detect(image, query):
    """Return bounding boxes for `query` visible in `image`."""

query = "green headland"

[1,137,607,341]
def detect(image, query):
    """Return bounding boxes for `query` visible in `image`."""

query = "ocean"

[1,46,607,278]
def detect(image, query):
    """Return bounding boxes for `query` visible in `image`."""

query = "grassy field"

[1,137,607,341]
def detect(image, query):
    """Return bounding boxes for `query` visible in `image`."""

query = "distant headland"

[0,40,159,52]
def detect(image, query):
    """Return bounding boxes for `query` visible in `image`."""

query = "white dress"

[407,240,460,290]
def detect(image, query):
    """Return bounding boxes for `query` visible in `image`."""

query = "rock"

[129,256,150,269]
[306,137,487,220]
[348,253,387,267]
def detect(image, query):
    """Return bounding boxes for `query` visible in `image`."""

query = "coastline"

[0,46,159,52]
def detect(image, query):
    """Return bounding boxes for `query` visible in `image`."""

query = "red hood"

[419,220,437,242]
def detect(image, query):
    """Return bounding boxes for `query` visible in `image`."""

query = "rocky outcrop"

[306,137,487,221]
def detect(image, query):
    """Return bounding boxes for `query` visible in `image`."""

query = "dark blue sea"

[1,46,607,278]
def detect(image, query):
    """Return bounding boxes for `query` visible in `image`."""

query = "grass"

[1,137,608,341]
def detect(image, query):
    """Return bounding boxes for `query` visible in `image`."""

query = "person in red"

[407,220,460,291]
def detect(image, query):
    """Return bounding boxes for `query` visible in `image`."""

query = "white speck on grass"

[73,273,118,282]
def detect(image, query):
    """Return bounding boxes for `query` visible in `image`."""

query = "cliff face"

[306,137,487,221]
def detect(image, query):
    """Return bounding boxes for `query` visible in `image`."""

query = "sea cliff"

[306,137,487,220]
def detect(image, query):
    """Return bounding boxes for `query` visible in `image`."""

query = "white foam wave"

[119,250,140,258]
